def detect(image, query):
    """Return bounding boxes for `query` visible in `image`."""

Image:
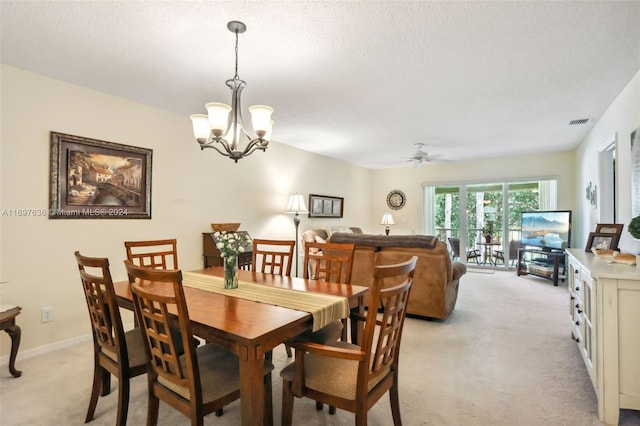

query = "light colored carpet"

[1,270,639,425]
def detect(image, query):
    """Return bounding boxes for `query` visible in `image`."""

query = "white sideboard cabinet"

[566,249,640,425]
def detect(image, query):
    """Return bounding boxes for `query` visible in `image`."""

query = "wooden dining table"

[113,267,368,426]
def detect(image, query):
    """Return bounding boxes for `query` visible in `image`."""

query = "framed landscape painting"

[49,132,152,219]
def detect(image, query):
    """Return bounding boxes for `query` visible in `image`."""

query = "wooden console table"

[1,305,22,377]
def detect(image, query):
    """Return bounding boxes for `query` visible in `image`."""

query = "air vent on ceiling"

[569,118,591,125]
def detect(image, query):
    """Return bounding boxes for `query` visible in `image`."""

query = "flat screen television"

[521,210,572,251]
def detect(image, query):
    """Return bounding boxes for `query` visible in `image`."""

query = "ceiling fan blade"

[401,144,450,166]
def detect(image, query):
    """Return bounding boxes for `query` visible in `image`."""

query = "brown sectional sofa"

[302,229,466,320]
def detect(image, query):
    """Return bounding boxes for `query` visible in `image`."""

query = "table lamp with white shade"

[381,213,395,235]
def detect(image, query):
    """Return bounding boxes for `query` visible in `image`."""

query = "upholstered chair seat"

[157,344,273,402]
[293,321,344,346]
[280,341,388,400]
[101,328,147,368]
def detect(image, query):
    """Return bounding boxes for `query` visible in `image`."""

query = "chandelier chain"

[234,28,239,79]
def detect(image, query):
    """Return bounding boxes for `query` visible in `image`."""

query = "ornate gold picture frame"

[49,132,152,219]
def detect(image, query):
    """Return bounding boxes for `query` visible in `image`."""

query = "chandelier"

[190,21,274,163]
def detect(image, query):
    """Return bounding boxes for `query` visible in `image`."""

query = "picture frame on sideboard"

[585,232,616,252]
[593,223,623,250]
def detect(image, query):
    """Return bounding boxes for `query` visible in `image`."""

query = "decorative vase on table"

[214,230,251,289]
[224,255,239,289]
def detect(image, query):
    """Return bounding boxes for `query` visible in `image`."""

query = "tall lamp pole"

[285,194,308,277]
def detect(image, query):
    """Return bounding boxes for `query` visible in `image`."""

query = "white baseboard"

[0,322,135,366]
[0,333,91,366]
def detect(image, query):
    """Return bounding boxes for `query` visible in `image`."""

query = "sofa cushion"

[302,228,362,244]
[329,233,438,249]
[302,229,329,243]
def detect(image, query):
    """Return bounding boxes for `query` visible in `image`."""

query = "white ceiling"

[2,1,639,169]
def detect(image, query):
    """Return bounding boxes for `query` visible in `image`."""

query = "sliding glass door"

[426,179,553,268]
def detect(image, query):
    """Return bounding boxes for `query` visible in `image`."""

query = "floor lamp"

[285,194,308,277]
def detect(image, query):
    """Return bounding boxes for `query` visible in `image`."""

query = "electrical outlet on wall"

[41,306,54,323]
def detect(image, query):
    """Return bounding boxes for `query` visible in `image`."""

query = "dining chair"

[283,241,356,358]
[251,239,295,276]
[251,239,296,361]
[124,238,178,270]
[75,251,147,425]
[301,241,356,344]
[281,256,418,426]
[296,241,356,413]
[448,237,480,264]
[124,260,275,426]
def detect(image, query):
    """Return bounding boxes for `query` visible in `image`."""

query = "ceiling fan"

[402,143,445,167]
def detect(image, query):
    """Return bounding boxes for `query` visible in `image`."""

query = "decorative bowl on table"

[211,223,241,233]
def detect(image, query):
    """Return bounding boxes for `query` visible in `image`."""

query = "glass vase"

[224,255,239,289]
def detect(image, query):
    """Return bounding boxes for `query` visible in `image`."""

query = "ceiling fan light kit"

[190,21,274,163]
[402,142,443,167]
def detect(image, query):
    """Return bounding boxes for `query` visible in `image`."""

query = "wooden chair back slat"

[124,239,178,270]
[76,252,123,358]
[302,242,355,284]
[361,257,416,378]
[75,251,147,425]
[251,239,295,276]
[124,261,197,392]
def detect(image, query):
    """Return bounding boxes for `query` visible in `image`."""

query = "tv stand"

[517,247,566,286]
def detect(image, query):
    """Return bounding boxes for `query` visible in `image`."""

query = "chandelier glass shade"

[190,21,274,163]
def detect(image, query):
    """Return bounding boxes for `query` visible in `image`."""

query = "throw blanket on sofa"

[329,233,438,249]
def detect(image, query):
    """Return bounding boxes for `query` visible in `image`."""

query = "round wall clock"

[386,190,406,210]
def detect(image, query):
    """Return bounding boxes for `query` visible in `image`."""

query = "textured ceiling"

[1,1,639,169]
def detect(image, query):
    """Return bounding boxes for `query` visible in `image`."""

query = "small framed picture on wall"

[308,194,343,218]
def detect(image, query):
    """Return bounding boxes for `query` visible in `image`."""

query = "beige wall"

[2,63,637,358]
[0,65,372,355]
[370,152,576,236]
[575,70,640,253]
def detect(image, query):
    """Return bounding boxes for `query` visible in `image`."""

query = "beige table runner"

[182,271,349,332]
